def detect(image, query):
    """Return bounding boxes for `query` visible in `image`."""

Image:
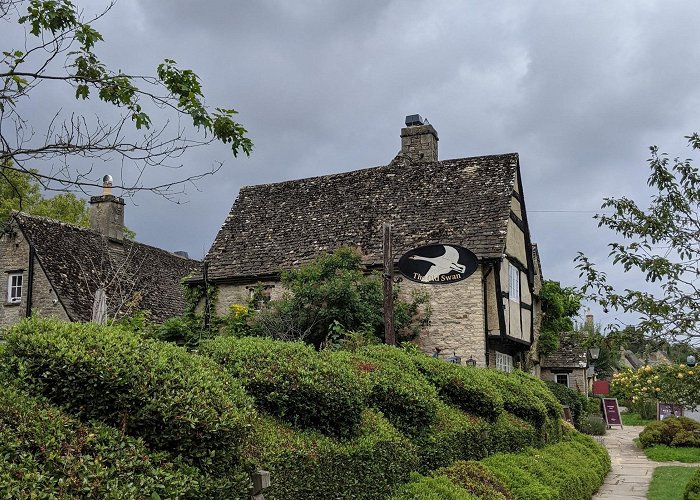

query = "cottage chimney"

[585,309,594,329]
[89,175,125,241]
[400,114,439,162]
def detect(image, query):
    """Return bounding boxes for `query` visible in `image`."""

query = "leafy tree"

[537,280,582,357]
[576,134,700,347]
[1,0,252,199]
[252,247,431,348]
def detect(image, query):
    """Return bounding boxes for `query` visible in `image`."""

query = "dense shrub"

[685,467,700,500]
[1,318,255,478]
[487,412,538,455]
[413,401,490,473]
[490,370,549,427]
[356,345,504,420]
[545,381,587,428]
[327,350,440,436]
[0,385,229,499]
[481,431,610,500]
[579,414,607,436]
[639,416,700,448]
[437,461,513,500]
[246,410,418,500]
[389,473,479,500]
[200,336,368,438]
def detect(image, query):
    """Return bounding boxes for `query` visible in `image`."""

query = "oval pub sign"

[398,244,478,284]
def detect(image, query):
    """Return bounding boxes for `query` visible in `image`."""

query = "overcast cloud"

[8,0,700,329]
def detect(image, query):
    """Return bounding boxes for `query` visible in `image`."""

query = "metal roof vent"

[405,114,427,127]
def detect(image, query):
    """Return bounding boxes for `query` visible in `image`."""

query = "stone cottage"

[540,333,589,394]
[189,116,542,369]
[0,180,199,326]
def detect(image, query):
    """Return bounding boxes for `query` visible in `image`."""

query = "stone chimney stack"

[400,114,439,162]
[585,309,594,329]
[89,175,125,241]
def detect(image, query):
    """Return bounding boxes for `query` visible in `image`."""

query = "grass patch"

[647,466,698,500]
[621,412,655,426]
[644,445,700,463]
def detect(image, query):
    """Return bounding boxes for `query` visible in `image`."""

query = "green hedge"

[358,345,505,420]
[487,412,538,455]
[200,336,368,438]
[685,467,700,500]
[437,461,513,500]
[1,318,255,477]
[328,349,440,437]
[545,381,587,428]
[413,401,490,473]
[480,431,610,500]
[389,473,479,500]
[0,385,236,499]
[246,409,418,500]
[639,416,700,448]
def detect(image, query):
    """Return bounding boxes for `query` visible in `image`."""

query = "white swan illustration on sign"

[409,245,467,282]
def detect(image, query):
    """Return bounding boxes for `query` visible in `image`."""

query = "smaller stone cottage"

[540,333,589,394]
[0,180,199,326]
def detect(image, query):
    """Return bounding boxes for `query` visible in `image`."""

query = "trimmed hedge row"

[199,336,368,438]
[639,416,700,448]
[1,318,255,478]
[437,461,513,500]
[686,467,700,500]
[480,431,610,500]
[413,401,490,473]
[389,473,480,500]
[545,381,587,428]
[246,410,418,500]
[357,344,505,420]
[328,349,440,437]
[0,385,226,499]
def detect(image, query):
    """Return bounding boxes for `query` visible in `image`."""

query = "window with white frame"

[554,373,570,387]
[508,262,520,302]
[495,352,513,373]
[7,272,23,303]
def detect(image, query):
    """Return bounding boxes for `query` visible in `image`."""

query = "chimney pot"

[89,174,124,241]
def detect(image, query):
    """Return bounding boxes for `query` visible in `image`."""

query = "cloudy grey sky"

[7,1,700,329]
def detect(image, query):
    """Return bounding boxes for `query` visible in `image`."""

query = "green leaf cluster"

[1,317,256,484]
[0,385,209,499]
[199,336,369,438]
[537,280,582,357]
[576,133,700,345]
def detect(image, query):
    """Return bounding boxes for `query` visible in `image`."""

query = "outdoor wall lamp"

[466,356,477,367]
[446,352,462,364]
[589,347,600,361]
[688,355,696,367]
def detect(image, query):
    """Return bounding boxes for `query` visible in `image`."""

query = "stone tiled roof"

[541,334,588,369]
[202,153,520,282]
[13,212,199,323]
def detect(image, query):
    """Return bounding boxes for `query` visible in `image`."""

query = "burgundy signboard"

[657,402,684,420]
[398,244,478,284]
[602,398,623,428]
[562,405,573,424]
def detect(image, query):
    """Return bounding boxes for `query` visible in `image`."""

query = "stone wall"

[403,265,486,367]
[0,228,70,326]
[213,281,284,317]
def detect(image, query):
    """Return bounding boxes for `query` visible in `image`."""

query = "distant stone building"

[189,116,542,369]
[540,333,589,394]
[0,180,199,326]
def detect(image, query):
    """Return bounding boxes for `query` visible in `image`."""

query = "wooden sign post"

[602,397,623,429]
[383,223,395,346]
[562,405,573,425]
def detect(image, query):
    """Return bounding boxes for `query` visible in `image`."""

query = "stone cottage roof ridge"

[202,152,521,282]
[11,211,199,323]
